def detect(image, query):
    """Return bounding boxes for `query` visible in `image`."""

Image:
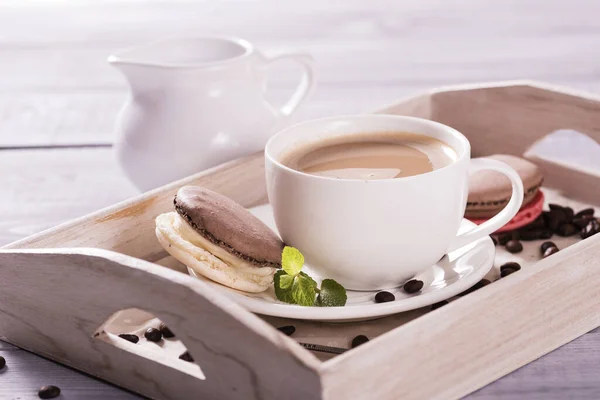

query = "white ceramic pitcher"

[108,36,314,191]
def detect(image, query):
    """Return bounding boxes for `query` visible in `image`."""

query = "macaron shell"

[468,190,545,233]
[155,212,275,293]
[174,186,284,267]
[465,154,543,219]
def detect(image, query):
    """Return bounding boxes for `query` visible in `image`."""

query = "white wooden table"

[2,0,600,398]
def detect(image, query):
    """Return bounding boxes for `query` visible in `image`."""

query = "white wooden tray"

[2,81,600,400]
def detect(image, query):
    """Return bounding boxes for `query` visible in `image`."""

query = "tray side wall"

[431,82,600,204]
[321,234,600,400]
[4,152,268,263]
[0,249,322,400]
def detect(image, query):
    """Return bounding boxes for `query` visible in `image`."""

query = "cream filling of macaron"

[155,212,276,292]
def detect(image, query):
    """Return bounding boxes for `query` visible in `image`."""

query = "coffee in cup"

[279,132,456,180]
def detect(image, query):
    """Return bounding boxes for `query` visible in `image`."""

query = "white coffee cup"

[265,115,524,290]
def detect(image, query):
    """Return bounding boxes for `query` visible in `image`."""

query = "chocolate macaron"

[465,154,543,219]
[155,186,284,293]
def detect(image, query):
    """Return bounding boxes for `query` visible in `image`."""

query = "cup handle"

[260,52,315,116]
[447,158,524,253]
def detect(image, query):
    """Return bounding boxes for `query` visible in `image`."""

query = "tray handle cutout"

[524,129,600,206]
[0,248,321,399]
[93,308,205,380]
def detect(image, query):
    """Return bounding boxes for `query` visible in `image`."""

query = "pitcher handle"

[260,52,315,116]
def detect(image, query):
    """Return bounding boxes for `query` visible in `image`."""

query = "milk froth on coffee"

[280,132,457,180]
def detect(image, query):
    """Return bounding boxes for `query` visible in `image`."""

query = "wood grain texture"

[322,235,600,400]
[0,249,321,400]
[4,0,600,399]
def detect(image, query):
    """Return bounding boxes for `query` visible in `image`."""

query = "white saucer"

[188,204,495,322]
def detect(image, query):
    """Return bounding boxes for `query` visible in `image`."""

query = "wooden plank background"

[2,0,600,398]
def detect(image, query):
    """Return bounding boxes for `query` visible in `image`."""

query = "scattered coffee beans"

[498,233,513,245]
[543,246,559,258]
[573,216,592,229]
[564,207,574,221]
[159,323,175,338]
[118,334,139,344]
[547,209,567,232]
[529,215,546,230]
[505,239,523,253]
[403,279,424,294]
[500,262,521,278]
[557,223,578,237]
[277,325,296,336]
[575,208,594,218]
[38,385,60,399]
[517,229,545,241]
[144,328,162,343]
[375,291,395,303]
[351,335,369,348]
[500,262,521,272]
[540,241,558,254]
[581,219,600,239]
[431,300,449,310]
[548,203,563,211]
[458,279,491,296]
[0,355,5,369]
[179,351,194,362]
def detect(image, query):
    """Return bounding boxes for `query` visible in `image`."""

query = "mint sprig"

[316,279,347,307]
[274,246,347,307]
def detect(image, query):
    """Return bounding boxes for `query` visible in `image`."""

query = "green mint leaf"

[317,279,347,307]
[282,246,304,276]
[299,271,318,288]
[279,273,294,289]
[291,274,317,306]
[273,270,294,304]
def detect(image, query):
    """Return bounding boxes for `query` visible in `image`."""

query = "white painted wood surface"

[3,0,600,398]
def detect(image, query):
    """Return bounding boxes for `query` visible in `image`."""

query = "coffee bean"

[542,210,552,225]
[505,240,523,253]
[351,335,369,348]
[498,233,513,245]
[543,246,559,258]
[517,229,544,241]
[564,207,574,221]
[431,300,449,310]
[582,219,600,239]
[540,241,558,254]
[501,268,517,277]
[277,325,296,336]
[38,385,60,399]
[375,291,395,303]
[491,235,498,246]
[500,262,521,272]
[547,209,567,232]
[528,215,547,230]
[557,223,578,237]
[118,333,139,344]
[573,216,592,229]
[575,208,594,218]
[458,279,491,296]
[144,328,162,342]
[179,351,194,362]
[403,279,424,294]
[0,355,5,369]
[159,323,175,338]
[539,229,553,239]
[500,262,521,278]
[548,204,564,211]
